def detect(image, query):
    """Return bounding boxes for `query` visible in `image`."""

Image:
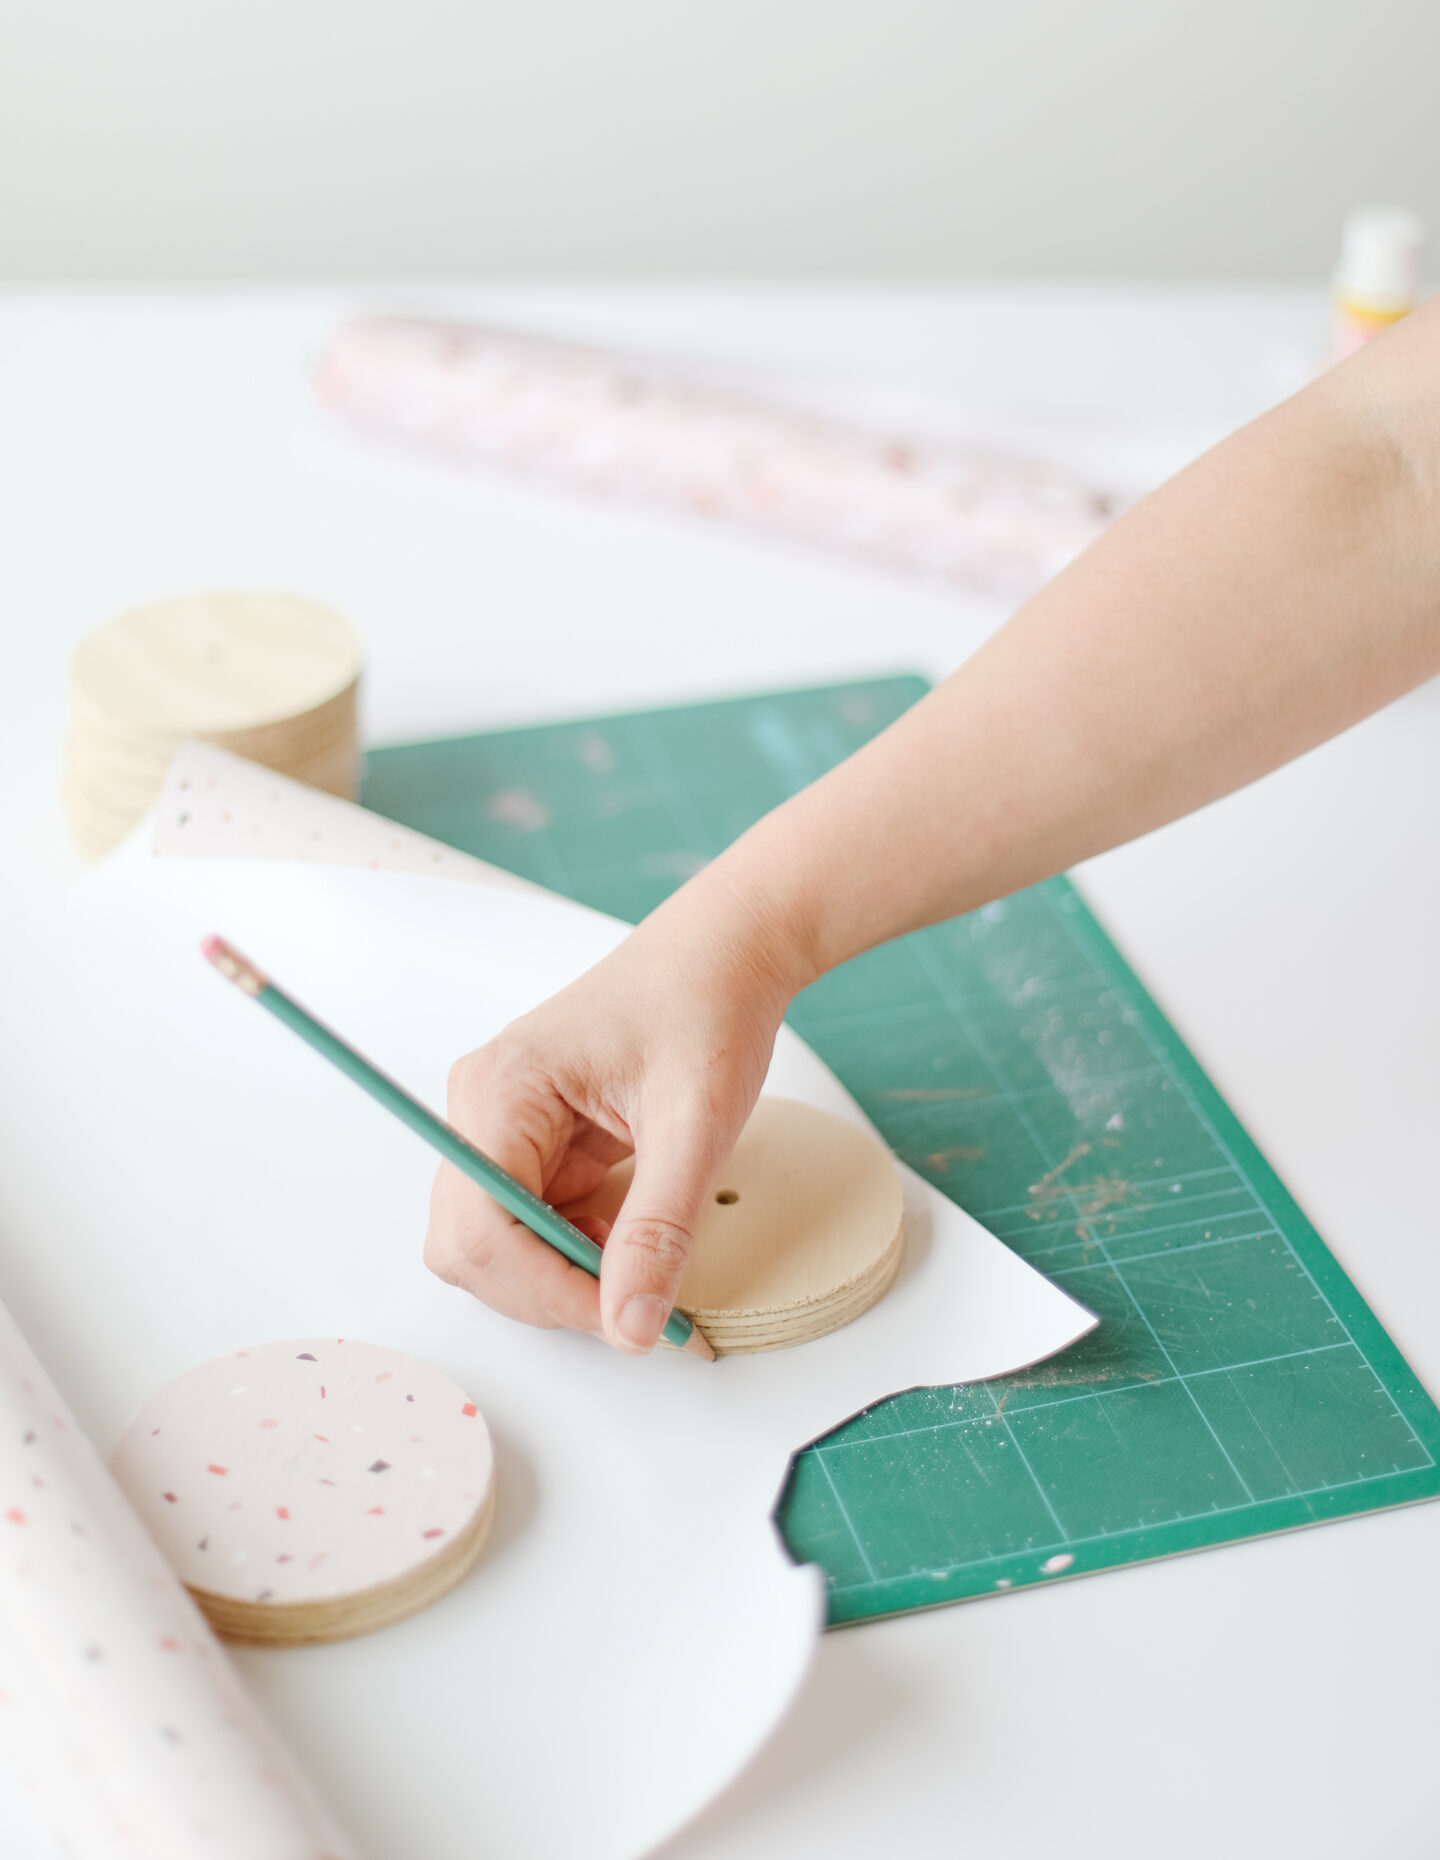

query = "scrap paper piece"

[0,1300,355,1860]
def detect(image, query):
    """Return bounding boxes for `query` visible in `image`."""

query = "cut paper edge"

[147,749,1097,1422]
[0,761,1103,1860]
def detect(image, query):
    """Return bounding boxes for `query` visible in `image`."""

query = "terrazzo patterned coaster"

[112,1339,495,1647]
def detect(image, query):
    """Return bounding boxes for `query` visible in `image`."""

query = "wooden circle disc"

[571,1097,905,1355]
[64,591,360,856]
[70,592,362,736]
[111,1339,495,1646]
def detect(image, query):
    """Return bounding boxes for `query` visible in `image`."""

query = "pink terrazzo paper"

[0,1301,354,1860]
[317,316,1117,597]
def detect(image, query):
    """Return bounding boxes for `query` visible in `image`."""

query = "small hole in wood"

[714,1188,740,1206]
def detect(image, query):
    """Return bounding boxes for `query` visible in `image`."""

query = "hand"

[424,896,800,1354]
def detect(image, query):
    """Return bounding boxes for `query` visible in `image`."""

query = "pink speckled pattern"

[113,1340,494,1608]
[152,742,537,890]
[0,1301,353,1859]
[316,316,1115,597]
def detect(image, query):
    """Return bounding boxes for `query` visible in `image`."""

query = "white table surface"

[1,285,1437,1860]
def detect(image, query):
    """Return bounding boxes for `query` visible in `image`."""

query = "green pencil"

[200,935,713,1360]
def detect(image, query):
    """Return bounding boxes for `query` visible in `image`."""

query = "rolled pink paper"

[0,1299,355,1860]
[316,317,1117,597]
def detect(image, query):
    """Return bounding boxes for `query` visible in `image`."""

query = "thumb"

[599,1117,715,1355]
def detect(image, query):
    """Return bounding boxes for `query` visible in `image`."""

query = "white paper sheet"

[0,839,1093,1860]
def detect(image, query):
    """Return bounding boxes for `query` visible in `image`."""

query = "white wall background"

[0,0,1435,281]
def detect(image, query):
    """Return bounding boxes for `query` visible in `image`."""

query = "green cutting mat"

[363,675,1440,1626]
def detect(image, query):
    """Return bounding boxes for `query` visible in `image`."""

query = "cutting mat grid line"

[820,1454,1434,1595]
[979,1160,1243,1207]
[815,1338,1371,1439]
[362,673,1440,1625]
[1050,882,1358,1341]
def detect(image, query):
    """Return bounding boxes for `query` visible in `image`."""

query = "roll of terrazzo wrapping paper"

[0,1301,355,1860]
[317,317,1117,597]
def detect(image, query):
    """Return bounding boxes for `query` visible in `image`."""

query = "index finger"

[423,1054,607,1331]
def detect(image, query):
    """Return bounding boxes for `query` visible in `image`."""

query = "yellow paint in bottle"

[1329,206,1425,363]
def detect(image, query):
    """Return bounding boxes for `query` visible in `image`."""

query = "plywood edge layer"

[694,1213,905,1357]
[190,1479,497,1647]
[688,1209,905,1325]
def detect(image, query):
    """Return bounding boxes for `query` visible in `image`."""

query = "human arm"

[426,300,1440,1354]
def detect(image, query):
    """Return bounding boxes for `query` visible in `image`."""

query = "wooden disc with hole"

[110,1339,495,1646]
[64,591,362,858]
[571,1097,905,1355]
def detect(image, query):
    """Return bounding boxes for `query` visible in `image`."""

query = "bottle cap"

[1334,206,1424,312]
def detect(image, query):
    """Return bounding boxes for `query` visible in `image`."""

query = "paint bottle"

[1329,206,1425,363]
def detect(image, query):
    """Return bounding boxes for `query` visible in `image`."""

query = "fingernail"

[615,1294,668,1354]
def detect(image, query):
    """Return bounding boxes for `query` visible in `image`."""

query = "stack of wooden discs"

[571,1097,907,1355]
[111,1338,497,1647]
[64,591,362,859]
